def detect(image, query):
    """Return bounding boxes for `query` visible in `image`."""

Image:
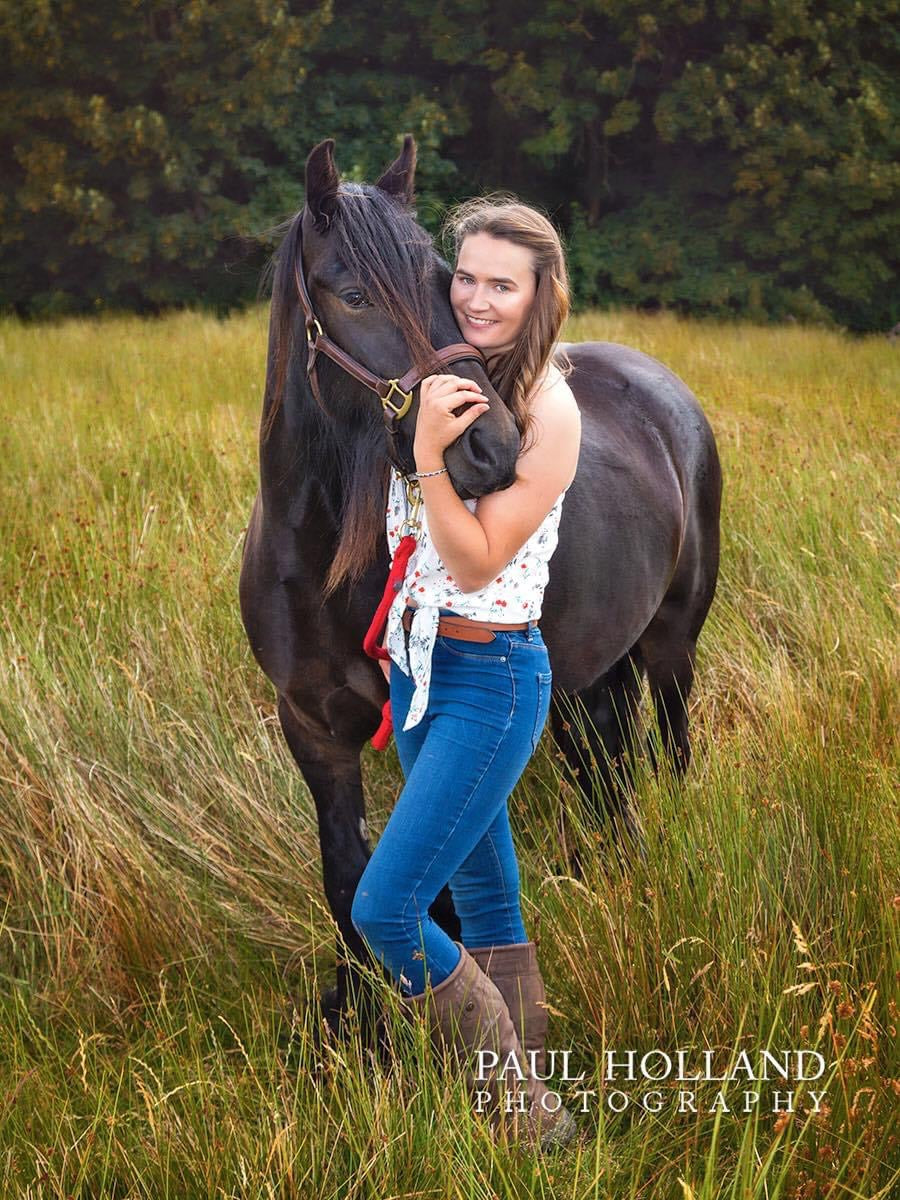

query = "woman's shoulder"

[517,361,581,487]
[530,360,579,420]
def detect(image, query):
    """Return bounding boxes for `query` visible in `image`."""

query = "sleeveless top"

[384,465,570,731]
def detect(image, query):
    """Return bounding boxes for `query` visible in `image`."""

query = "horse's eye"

[342,290,370,309]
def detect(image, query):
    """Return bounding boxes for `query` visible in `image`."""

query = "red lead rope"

[362,532,417,750]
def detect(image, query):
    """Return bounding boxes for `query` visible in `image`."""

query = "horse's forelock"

[332,185,439,376]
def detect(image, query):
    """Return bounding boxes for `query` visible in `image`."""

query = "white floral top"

[384,465,570,731]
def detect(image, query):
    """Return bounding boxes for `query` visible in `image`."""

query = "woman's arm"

[415,373,581,594]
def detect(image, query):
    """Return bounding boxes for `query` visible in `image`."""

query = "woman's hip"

[394,629,551,746]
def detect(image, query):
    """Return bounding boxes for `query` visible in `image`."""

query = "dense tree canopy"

[1,0,896,329]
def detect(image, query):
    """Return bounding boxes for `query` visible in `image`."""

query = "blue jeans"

[351,608,553,996]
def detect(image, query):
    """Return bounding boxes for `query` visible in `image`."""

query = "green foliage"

[1,0,897,328]
[0,0,465,315]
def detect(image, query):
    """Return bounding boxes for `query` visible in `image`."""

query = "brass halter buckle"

[399,476,423,538]
[381,379,414,419]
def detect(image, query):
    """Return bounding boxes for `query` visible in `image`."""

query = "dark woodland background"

[2,0,896,330]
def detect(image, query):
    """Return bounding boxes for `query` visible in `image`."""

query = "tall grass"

[0,308,897,1198]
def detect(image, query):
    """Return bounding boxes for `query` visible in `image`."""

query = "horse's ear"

[374,134,417,207]
[305,138,340,231]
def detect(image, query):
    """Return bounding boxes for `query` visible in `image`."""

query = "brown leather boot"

[399,941,576,1150]
[469,941,549,1078]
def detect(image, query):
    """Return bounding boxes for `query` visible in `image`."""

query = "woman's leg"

[391,654,526,954]
[352,638,539,996]
[448,804,529,948]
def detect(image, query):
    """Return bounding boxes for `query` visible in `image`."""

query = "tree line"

[1,1,896,330]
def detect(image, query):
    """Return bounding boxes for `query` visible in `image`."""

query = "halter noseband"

[292,207,486,435]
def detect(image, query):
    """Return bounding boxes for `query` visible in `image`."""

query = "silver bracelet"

[413,465,448,479]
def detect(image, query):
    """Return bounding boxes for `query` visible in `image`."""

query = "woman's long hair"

[442,195,573,454]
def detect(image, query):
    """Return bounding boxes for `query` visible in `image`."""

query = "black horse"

[239,136,721,1039]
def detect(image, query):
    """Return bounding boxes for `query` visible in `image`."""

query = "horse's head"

[294,136,520,499]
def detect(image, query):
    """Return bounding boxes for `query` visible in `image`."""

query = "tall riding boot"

[399,941,576,1150]
[469,941,549,1078]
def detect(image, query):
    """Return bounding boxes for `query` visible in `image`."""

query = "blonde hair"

[443,194,573,454]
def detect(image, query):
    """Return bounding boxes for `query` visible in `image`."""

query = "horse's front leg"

[275,695,384,1043]
[276,692,460,1054]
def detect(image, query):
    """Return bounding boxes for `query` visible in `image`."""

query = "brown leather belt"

[402,605,536,644]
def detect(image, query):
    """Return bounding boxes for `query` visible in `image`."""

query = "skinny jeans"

[351,607,553,996]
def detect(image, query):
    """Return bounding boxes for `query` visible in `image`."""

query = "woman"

[352,198,582,1150]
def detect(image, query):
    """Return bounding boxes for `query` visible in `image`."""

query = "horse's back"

[558,338,712,425]
[556,339,719,487]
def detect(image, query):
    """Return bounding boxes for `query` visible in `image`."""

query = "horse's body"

[239,138,721,1035]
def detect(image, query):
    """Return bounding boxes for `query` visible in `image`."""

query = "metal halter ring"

[381,379,414,419]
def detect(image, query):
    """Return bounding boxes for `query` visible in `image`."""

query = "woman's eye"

[342,291,370,308]
[495,284,509,293]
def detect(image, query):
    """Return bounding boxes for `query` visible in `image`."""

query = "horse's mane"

[259,185,441,597]
[263,184,439,439]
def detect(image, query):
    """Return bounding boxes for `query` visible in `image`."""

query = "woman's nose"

[470,288,491,311]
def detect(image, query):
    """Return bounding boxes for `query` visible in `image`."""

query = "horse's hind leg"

[640,441,721,779]
[550,646,647,861]
[638,601,698,777]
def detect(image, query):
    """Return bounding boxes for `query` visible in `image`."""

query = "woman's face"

[450,232,538,357]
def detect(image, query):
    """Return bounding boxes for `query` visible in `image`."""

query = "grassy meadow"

[0,307,897,1198]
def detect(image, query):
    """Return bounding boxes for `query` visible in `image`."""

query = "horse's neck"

[259,388,344,524]
[259,381,387,541]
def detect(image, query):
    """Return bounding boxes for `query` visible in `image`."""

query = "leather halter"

[292,207,486,434]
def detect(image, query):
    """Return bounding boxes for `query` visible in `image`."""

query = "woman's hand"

[414,374,490,469]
